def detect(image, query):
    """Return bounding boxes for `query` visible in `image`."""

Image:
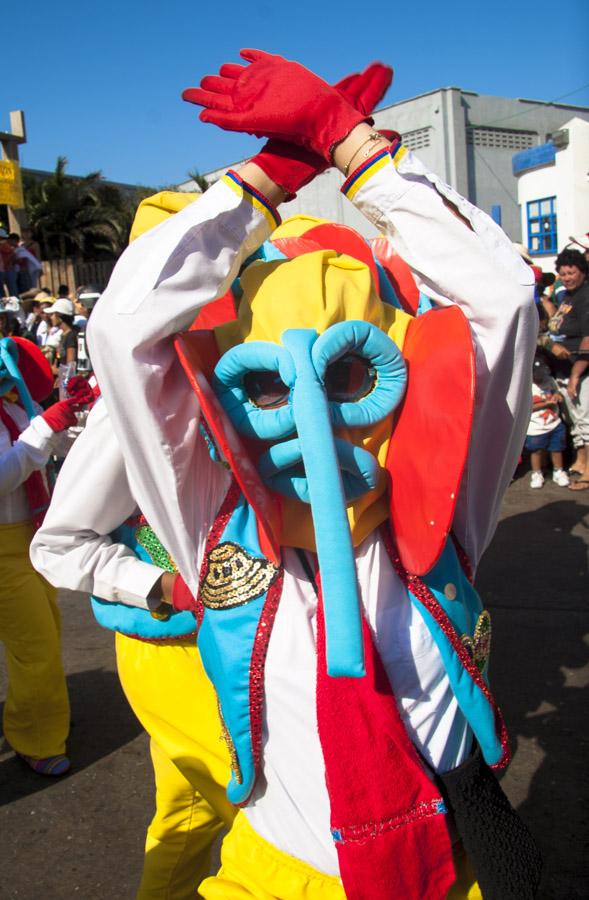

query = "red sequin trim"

[122,513,144,529]
[333,798,446,845]
[381,525,510,769]
[129,631,197,645]
[195,478,242,625]
[243,568,285,807]
[196,478,285,801]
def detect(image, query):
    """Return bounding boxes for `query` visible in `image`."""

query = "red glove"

[183,49,370,161]
[41,399,80,432]
[251,63,393,199]
[41,376,94,433]
[66,375,95,407]
[171,574,199,613]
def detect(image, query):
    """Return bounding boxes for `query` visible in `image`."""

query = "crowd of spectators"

[0,227,42,296]
[0,269,100,385]
[523,239,589,492]
[2,221,588,490]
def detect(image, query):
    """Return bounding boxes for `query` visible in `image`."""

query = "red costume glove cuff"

[171,574,199,613]
[250,141,326,201]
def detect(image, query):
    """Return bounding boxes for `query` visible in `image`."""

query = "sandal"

[18,752,71,776]
[568,469,584,479]
[568,480,589,492]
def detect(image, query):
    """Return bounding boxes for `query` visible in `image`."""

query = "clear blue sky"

[5,0,588,188]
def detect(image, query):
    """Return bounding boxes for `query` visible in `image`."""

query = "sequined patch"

[216,696,243,785]
[200,541,279,610]
[461,610,491,673]
[136,523,178,573]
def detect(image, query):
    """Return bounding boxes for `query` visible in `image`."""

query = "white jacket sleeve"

[87,175,277,591]
[344,147,537,566]
[0,413,59,497]
[30,401,167,609]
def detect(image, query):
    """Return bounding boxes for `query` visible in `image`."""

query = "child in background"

[525,351,570,488]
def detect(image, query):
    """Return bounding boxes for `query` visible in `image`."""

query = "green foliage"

[186,169,211,192]
[23,157,151,261]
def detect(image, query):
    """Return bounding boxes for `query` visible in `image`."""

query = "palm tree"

[24,157,128,260]
[186,169,211,192]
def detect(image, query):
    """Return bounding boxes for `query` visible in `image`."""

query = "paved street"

[1,473,587,900]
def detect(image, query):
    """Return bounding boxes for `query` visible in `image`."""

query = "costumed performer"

[86,51,542,899]
[0,337,91,775]
[30,62,394,898]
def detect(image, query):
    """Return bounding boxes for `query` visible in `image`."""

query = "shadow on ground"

[0,667,142,806]
[477,496,589,900]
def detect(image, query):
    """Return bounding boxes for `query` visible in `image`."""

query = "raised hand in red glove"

[66,375,95,407]
[183,49,373,162]
[41,376,94,432]
[250,62,393,199]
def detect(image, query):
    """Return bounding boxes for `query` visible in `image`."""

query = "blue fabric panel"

[373,257,403,309]
[416,292,434,315]
[90,597,197,640]
[412,541,502,766]
[197,495,274,804]
[198,595,265,804]
[90,522,197,640]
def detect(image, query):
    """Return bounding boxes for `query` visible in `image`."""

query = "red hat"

[531,265,543,285]
[11,337,54,402]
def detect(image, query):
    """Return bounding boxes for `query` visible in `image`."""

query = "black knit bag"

[439,748,543,899]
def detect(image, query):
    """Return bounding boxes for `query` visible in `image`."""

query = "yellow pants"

[115,633,235,900]
[114,636,481,900]
[200,813,482,900]
[0,520,70,758]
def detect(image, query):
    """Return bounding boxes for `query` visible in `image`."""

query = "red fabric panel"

[316,595,455,900]
[174,330,281,565]
[190,289,237,330]
[386,305,475,575]
[370,237,420,315]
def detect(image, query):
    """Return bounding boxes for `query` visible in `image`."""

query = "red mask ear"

[370,237,420,316]
[190,287,237,330]
[386,305,475,575]
[175,330,281,566]
[10,337,53,402]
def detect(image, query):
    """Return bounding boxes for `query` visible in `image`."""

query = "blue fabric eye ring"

[312,320,407,429]
[213,341,296,440]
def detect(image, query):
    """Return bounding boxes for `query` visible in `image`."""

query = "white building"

[513,117,589,270]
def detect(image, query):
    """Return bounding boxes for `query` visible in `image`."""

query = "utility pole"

[0,110,27,232]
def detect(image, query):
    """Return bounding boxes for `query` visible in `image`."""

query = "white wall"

[517,118,589,271]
